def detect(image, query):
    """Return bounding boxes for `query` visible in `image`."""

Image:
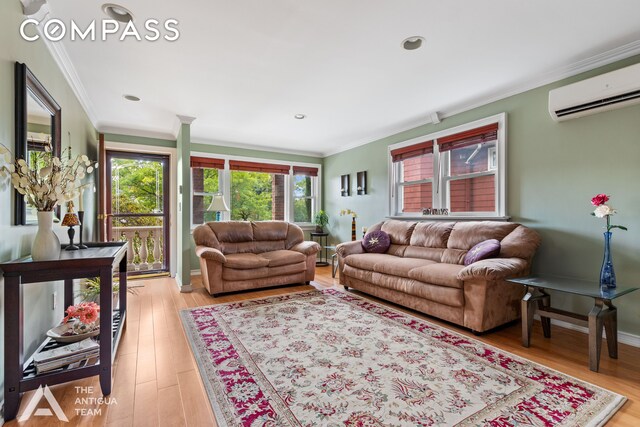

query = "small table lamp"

[61,201,80,251]
[207,193,229,221]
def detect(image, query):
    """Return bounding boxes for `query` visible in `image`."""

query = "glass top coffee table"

[507,275,639,372]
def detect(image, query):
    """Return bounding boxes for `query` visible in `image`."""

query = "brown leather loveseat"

[193,221,320,296]
[337,220,540,333]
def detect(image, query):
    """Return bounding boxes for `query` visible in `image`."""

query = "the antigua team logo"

[18,385,69,422]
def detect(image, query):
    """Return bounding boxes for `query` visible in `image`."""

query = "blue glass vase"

[599,231,616,290]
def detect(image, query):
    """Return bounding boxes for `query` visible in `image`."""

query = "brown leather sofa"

[193,221,320,296]
[337,220,540,333]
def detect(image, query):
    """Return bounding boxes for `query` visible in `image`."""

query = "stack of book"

[34,339,100,374]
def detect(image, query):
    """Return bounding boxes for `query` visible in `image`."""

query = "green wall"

[0,0,99,409]
[323,55,640,337]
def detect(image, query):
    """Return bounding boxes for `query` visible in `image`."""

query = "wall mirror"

[15,62,62,225]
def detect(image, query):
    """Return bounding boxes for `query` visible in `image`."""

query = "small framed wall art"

[356,171,367,195]
[340,174,350,197]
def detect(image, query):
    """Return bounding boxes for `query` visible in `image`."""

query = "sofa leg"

[343,285,349,290]
[305,281,310,285]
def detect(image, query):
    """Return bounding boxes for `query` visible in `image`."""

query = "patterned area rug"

[180,290,625,426]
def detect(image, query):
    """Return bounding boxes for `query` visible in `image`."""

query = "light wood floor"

[6,266,640,426]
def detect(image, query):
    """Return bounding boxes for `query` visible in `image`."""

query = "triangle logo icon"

[18,385,69,422]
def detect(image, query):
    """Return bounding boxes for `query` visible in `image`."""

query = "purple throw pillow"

[463,239,501,266]
[362,230,391,253]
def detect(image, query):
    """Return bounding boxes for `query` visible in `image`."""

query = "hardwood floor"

[5,266,640,426]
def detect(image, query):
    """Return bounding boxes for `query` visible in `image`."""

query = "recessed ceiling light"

[123,94,140,102]
[402,36,425,50]
[294,114,306,119]
[102,3,134,23]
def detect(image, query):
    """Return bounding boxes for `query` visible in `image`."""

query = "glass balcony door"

[106,151,170,275]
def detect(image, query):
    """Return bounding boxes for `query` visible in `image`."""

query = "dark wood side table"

[310,232,329,266]
[507,275,638,372]
[0,242,127,421]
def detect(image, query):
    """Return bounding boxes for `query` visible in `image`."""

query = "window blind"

[390,140,434,162]
[190,156,224,169]
[436,123,498,152]
[292,166,318,177]
[229,160,290,174]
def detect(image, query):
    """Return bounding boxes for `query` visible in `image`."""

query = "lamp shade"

[207,194,229,212]
[61,213,80,227]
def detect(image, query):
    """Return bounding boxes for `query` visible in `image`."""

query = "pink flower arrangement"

[63,302,100,326]
[590,194,627,233]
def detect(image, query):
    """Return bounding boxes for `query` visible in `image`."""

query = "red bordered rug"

[180,290,625,426]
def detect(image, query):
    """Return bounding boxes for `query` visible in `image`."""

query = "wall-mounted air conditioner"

[548,62,640,122]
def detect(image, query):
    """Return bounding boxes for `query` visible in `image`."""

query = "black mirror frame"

[15,62,62,225]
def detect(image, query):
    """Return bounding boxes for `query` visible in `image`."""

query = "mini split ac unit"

[548,62,640,121]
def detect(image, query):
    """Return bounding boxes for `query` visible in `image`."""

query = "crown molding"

[191,137,324,158]
[322,40,640,158]
[35,17,99,129]
[97,123,176,141]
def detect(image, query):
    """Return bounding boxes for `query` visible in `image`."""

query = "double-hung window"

[292,166,319,223]
[390,113,506,218]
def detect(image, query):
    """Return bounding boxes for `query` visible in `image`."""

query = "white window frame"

[291,172,320,226]
[190,152,322,229]
[388,113,507,219]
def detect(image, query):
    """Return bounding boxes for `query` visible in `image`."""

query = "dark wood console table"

[0,242,127,421]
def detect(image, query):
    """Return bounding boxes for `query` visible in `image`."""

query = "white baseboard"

[190,269,201,276]
[534,315,640,348]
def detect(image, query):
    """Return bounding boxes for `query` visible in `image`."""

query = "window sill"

[387,215,511,221]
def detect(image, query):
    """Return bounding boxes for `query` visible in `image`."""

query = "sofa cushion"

[254,240,286,254]
[499,225,541,260]
[373,257,436,279]
[408,263,465,289]
[463,239,501,266]
[370,272,464,307]
[210,221,254,243]
[403,246,445,262]
[345,253,399,271]
[224,253,269,269]
[447,221,518,250]
[410,222,455,248]
[268,262,306,277]
[260,250,306,267]
[252,221,289,241]
[362,230,391,253]
[223,267,270,281]
[381,220,417,245]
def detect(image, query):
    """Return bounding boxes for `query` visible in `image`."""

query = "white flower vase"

[32,211,61,261]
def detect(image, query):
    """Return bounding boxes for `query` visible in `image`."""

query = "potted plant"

[79,277,129,309]
[314,210,329,233]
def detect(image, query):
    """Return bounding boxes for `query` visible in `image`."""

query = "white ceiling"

[43,0,640,157]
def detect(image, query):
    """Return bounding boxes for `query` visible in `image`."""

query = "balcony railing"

[111,226,165,273]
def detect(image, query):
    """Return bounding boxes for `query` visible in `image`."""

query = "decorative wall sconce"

[340,174,350,197]
[356,171,367,195]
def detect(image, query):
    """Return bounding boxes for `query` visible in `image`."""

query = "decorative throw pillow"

[362,230,391,253]
[463,239,501,266]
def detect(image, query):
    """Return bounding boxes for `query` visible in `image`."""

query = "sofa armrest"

[291,241,321,255]
[195,245,227,263]
[336,240,364,258]
[457,257,529,281]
